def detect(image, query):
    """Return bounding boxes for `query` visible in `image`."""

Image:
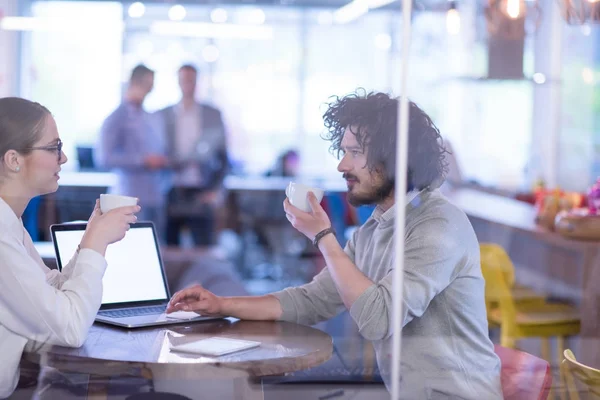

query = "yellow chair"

[562,349,600,400]
[481,253,580,400]
[480,243,547,321]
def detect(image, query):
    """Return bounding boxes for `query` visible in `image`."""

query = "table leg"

[86,374,108,400]
[363,341,376,381]
[580,249,600,368]
[233,378,264,400]
[150,363,264,400]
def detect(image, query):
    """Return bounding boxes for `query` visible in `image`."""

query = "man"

[154,64,228,246]
[96,64,168,238]
[166,91,502,399]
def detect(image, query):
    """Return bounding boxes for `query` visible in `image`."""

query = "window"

[23,1,123,165]
[558,23,600,191]
[302,10,394,178]
[21,1,539,190]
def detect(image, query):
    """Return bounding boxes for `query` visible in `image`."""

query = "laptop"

[50,221,221,328]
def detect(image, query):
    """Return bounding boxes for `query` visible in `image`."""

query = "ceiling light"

[582,67,595,84]
[150,21,273,40]
[211,8,228,24]
[169,5,187,21]
[0,16,124,32]
[317,11,334,25]
[128,2,145,19]
[334,1,369,24]
[246,8,266,25]
[374,33,392,50]
[532,72,546,84]
[446,1,461,35]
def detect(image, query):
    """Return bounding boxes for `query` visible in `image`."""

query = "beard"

[345,173,395,207]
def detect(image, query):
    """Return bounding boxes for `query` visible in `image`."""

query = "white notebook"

[169,337,261,356]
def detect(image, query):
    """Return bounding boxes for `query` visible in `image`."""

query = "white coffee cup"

[285,182,325,212]
[99,194,138,214]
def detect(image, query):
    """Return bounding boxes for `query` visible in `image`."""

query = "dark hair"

[322,89,448,191]
[0,97,50,161]
[130,64,154,84]
[281,149,298,163]
[179,64,199,75]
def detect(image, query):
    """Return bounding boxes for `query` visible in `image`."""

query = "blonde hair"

[0,97,50,162]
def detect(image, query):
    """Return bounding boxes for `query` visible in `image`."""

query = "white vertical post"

[0,0,18,97]
[530,0,563,189]
[390,0,413,398]
[545,0,563,189]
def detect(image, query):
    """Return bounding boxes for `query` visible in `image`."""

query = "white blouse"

[0,198,107,398]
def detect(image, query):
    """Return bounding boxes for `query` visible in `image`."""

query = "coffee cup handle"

[285,183,291,198]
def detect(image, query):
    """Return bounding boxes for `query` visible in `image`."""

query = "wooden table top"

[26,319,333,378]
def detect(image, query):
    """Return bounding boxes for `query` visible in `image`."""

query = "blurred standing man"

[96,64,169,239]
[155,65,229,246]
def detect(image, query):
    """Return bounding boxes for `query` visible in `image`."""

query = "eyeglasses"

[28,139,63,162]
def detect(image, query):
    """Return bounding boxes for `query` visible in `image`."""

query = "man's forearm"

[318,234,374,309]
[220,295,283,320]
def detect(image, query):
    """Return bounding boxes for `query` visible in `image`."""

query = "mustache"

[343,173,359,182]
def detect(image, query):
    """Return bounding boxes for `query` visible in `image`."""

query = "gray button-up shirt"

[273,189,502,399]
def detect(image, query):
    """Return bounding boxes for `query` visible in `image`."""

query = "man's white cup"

[285,182,324,212]
[99,194,138,214]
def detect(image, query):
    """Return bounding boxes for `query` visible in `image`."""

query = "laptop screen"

[52,224,169,306]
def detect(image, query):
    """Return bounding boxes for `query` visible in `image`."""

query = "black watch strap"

[313,227,335,248]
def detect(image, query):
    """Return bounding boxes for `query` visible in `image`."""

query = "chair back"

[563,349,600,400]
[480,243,516,287]
[480,245,519,342]
[495,344,552,400]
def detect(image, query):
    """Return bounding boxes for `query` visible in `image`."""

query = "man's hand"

[143,154,169,170]
[167,284,223,317]
[283,192,331,240]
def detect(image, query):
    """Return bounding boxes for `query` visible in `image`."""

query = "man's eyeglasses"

[28,140,63,162]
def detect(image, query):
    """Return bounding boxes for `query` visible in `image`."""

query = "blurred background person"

[252,149,303,254]
[155,64,229,247]
[95,64,168,240]
[266,149,299,178]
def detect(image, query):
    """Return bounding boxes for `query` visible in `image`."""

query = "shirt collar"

[175,101,199,114]
[371,189,420,224]
[124,99,143,112]
[0,196,23,234]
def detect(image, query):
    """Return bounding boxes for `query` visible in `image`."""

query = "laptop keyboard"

[98,305,166,318]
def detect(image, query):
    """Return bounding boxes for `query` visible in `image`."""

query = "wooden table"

[25,319,333,399]
[444,187,600,368]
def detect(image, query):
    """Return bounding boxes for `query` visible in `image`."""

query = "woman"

[0,97,140,398]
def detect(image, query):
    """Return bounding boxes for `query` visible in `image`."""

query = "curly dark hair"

[322,89,448,191]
